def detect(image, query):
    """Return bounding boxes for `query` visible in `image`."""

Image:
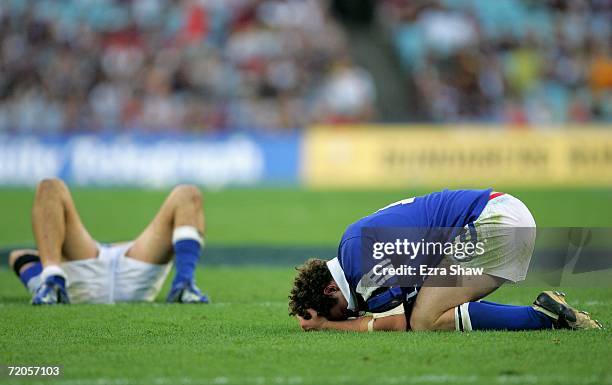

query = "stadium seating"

[379,0,612,124]
[0,0,610,132]
[0,0,375,132]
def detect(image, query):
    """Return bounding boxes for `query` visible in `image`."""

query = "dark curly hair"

[288,258,338,319]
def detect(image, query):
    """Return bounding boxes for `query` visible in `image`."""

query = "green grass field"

[1,187,611,385]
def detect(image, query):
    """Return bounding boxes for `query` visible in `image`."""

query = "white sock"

[172,226,204,246]
[40,265,68,283]
[454,303,473,331]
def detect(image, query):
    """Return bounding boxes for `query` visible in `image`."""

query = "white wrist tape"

[367,318,375,332]
[172,226,204,246]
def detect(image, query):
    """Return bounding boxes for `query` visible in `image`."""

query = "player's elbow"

[8,250,22,269]
[8,249,38,270]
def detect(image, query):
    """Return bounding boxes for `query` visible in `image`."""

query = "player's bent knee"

[172,184,202,205]
[36,178,67,197]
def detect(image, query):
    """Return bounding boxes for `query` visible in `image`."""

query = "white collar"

[326,257,356,311]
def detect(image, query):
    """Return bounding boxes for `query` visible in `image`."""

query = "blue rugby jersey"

[327,189,492,313]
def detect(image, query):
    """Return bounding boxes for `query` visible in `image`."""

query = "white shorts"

[455,193,537,283]
[28,243,172,304]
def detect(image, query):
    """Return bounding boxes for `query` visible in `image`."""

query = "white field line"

[227,299,612,308]
[1,300,610,308]
[0,301,289,307]
[194,299,612,307]
[576,300,609,307]
[7,375,612,385]
[206,301,288,307]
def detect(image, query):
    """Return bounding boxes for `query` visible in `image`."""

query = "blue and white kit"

[25,243,171,304]
[327,189,536,314]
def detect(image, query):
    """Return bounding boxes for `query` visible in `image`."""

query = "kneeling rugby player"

[289,189,602,332]
[9,178,209,305]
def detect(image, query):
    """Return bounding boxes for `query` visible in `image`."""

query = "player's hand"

[296,309,328,331]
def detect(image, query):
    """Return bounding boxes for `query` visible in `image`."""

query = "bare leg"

[410,274,506,331]
[127,185,204,264]
[31,178,98,266]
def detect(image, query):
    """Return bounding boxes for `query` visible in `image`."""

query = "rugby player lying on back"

[289,189,603,332]
[9,178,209,304]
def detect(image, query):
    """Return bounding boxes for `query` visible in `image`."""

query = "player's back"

[335,189,494,312]
[342,188,492,240]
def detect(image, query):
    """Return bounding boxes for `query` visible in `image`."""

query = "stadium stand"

[0,0,610,132]
[0,0,375,133]
[378,0,612,124]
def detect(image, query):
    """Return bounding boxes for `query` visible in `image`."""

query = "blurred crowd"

[0,0,375,133]
[380,0,612,125]
[1,0,611,133]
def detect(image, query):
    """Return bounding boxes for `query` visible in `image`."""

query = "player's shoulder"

[339,188,492,241]
[416,188,490,200]
[342,211,399,237]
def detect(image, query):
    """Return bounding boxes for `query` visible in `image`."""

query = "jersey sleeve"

[338,236,409,313]
[372,303,405,319]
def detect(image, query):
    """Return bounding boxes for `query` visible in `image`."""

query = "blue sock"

[19,262,42,288]
[478,300,521,308]
[171,238,201,288]
[457,302,553,331]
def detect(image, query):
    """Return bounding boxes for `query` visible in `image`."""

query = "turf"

[0,269,611,385]
[1,187,612,247]
[0,187,611,385]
